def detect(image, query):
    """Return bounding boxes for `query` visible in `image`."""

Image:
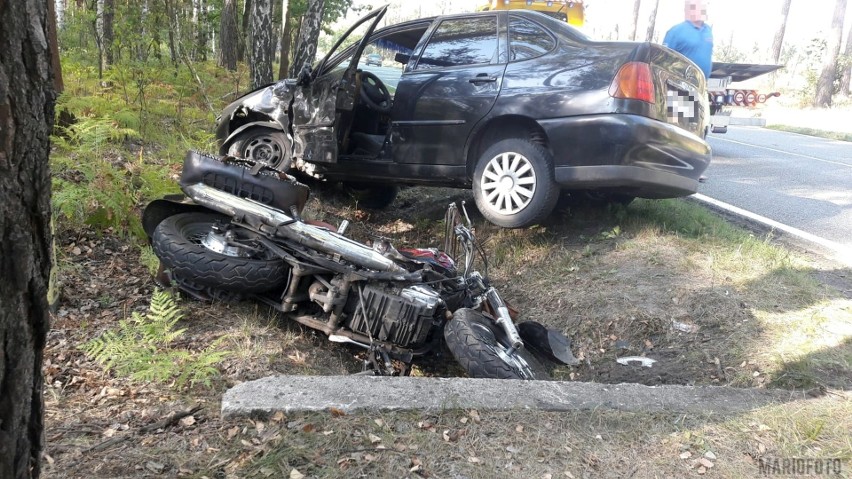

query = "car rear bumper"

[539,114,712,198]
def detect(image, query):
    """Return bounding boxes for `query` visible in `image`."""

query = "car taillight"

[609,62,655,103]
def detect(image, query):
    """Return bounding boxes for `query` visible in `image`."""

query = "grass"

[227,396,851,478]
[765,124,852,142]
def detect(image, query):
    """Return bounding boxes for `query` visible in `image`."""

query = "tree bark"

[0,1,57,479]
[645,0,660,43]
[814,0,847,107]
[278,0,292,79]
[100,0,115,68]
[197,0,208,61]
[164,0,180,69]
[250,0,274,88]
[840,17,852,94]
[629,0,641,41]
[219,0,239,71]
[239,0,252,62]
[770,0,792,64]
[291,0,325,78]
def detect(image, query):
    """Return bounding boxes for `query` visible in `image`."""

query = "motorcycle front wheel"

[444,308,550,380]
[152,212,287,294]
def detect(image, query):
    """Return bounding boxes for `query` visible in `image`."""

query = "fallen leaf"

[374,418,384,427]
[329,407,346,417]
[369,433,382,444]
[699,458,714,468]
[468,456,481,464]
[443,430,451,442]
[394,443,407,452]
[302,424,316,433]
[364,454,377,462]
[271,411,285,423]
[644,339,654,349]
[460,417,469,424]
[179,416,196,427]
[680,451,692,459]
[469,410,481,423]
[515,425,524,433]
[323,430,334,436]
[227,426,239,439]
[255,421,265,433]
[290,469,305,479]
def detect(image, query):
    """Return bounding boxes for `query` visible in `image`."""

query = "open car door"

[291,6,387,165]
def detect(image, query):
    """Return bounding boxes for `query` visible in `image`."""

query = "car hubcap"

[480,152,536,215]
[244,136,282,164]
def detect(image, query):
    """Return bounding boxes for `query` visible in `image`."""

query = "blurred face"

[685,0,708,25]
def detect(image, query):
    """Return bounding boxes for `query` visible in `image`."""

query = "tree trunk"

[645,0,660,43]
[840,17,852,94]
[291,0,325,78]
[219,0,239,71]
[103,0,114,67]
[164,0,180,69]
[250,0,274,88]
[629,0,641,41]
[48,0,64,92]
[239,0,253,62]
[770,0,792,64]
[0,1,57,479]
[814,0,847,107]
[278,0,291,79]
[197,0,208,61]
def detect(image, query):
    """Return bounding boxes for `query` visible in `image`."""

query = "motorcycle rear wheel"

[444,308,550,380]
[152,212,287,294]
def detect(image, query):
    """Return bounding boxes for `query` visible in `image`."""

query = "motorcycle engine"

[345,284,444,349]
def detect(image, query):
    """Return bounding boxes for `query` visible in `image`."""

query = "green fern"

[82,290,230,388]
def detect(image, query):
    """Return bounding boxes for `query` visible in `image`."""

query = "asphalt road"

[701,127,852,248]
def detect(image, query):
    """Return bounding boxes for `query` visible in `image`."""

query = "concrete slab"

[221,376,801,419]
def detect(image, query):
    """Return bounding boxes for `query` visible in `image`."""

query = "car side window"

[509,16,555,61]
[416,17,498,70]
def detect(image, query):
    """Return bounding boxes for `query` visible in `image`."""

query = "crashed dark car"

[216,6,711,228]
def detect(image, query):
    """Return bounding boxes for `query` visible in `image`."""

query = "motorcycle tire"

[444,308,550,380]
[152,212,287,294]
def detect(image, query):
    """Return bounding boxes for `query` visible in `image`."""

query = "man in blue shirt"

[663,0,714,79]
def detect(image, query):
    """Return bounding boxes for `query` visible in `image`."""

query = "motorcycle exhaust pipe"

[181,182,406,273]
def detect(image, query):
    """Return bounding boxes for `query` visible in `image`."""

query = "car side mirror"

[296,62,312,86]
[394,52,411,65]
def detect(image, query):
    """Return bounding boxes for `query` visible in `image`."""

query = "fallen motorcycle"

[142,151,578,379]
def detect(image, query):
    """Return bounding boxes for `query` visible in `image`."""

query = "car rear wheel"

[227,128,291,171]
[473,138,559,228]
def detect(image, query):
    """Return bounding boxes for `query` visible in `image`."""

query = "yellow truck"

[478,0,585,27]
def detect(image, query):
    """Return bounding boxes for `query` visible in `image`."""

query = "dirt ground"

[43,185,852,478]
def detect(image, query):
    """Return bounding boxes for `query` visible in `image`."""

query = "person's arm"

[662,27,676,49]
